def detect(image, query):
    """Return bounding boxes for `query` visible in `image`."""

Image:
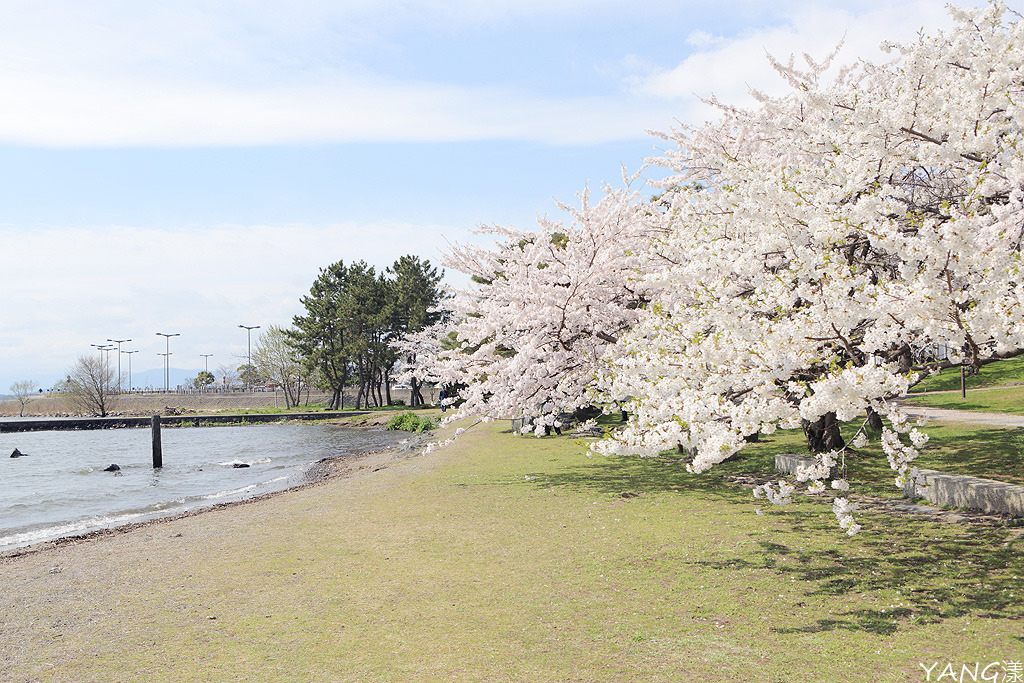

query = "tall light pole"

[107,338,131,394]
[200,353,213,393]
[156,332,180,393]
[124,350,138,393]
[239,325,260,392]
[91,344,114,395]
[90,343,114,364]
[158,352,172,392]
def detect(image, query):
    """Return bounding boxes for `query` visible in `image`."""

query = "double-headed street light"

[156,332,180,393]
[90,344,114,394]
[158,352,172,392]
[200,353,213,393]
[124,349,138,393]
[107,338,131,394]
[90,343,113,361]
[239,325,260,392]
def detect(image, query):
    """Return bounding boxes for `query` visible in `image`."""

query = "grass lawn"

[734,420,1024,487]
[6,419,1022,682]
[903,386,1024,416]
[909,356,1024,393]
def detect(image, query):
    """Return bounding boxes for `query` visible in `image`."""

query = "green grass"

[903,385,1024,415]
[384,411,436,432]
[735,421,1024,487]
[230,403,334,415]
[9,420,1023,682]
[360,402,438,412]
[910,356,1024,393]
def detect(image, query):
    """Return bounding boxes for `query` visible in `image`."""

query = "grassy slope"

[904,385,1024,415]
[4,421,1022,682]
[909,356,1024,393]
[736,421,1024,487]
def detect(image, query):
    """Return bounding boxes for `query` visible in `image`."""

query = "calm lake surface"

[0,422,404,551]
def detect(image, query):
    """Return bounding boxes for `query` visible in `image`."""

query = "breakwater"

[0,412,363,433]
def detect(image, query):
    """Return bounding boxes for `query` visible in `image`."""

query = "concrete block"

[775,453,816,476]
[774,452,1024,518]
[904,470,1024,518]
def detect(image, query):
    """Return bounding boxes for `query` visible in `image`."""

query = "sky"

[0,0,993,392]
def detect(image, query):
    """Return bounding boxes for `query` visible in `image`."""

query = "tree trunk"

[802,412,845,454]
[865,406,884,435]
[410,377,422,407]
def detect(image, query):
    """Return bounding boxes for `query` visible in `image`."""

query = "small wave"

[0,509,156,549]
[196,474,291,501]
[216,456,272,467]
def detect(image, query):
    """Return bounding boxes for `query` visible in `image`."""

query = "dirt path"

[898,403,1024,427]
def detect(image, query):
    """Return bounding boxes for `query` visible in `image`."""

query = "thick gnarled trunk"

[802,412,845,454]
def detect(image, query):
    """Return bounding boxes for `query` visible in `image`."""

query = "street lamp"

[91,344,114,395]
[124,349,138,393]
[107,338,131,394]
[90,343,114,362]
[238,325,260,392]
[158,352,172,392]
[156,332,180,393]
[200,353,213,393]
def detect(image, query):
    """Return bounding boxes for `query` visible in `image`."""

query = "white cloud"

[0,220,460,388]
[626,0,987,124]
[0,0,985,147]
[0,68,668,146]
[0,0,681,147]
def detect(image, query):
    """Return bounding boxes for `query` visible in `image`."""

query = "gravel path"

[898,404,1024,427]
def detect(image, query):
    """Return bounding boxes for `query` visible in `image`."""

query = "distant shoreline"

[0,388,423,418]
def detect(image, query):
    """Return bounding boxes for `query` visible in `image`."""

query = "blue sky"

[0,0,989,392]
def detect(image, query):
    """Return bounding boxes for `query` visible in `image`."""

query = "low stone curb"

[775,453,1024,518]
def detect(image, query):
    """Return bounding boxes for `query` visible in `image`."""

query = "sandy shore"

[0,414,447,681]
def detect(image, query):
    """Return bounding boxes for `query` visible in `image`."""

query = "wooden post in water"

[152,415,163,468]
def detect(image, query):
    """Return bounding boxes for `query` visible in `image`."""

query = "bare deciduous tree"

[8,380,36,417]
[253,325,308,408]
[217,364,239,391]
[66,354,119,417]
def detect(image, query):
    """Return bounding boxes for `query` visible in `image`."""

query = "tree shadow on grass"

[525,451,756,505]
[511,433,1024,635]
[694,517,1024,635]
[913,426,1024,485]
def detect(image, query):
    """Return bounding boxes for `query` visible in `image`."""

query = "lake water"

[0,422,404,552]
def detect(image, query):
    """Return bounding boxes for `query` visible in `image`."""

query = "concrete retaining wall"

[774,453,1024,518]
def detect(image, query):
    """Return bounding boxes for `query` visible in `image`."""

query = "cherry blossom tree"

[597,3,1024,533]
[413,179,662,433]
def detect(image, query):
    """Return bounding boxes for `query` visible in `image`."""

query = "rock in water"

[10,448,25,458]
[232,462,251,468]
[102,464,120,472]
